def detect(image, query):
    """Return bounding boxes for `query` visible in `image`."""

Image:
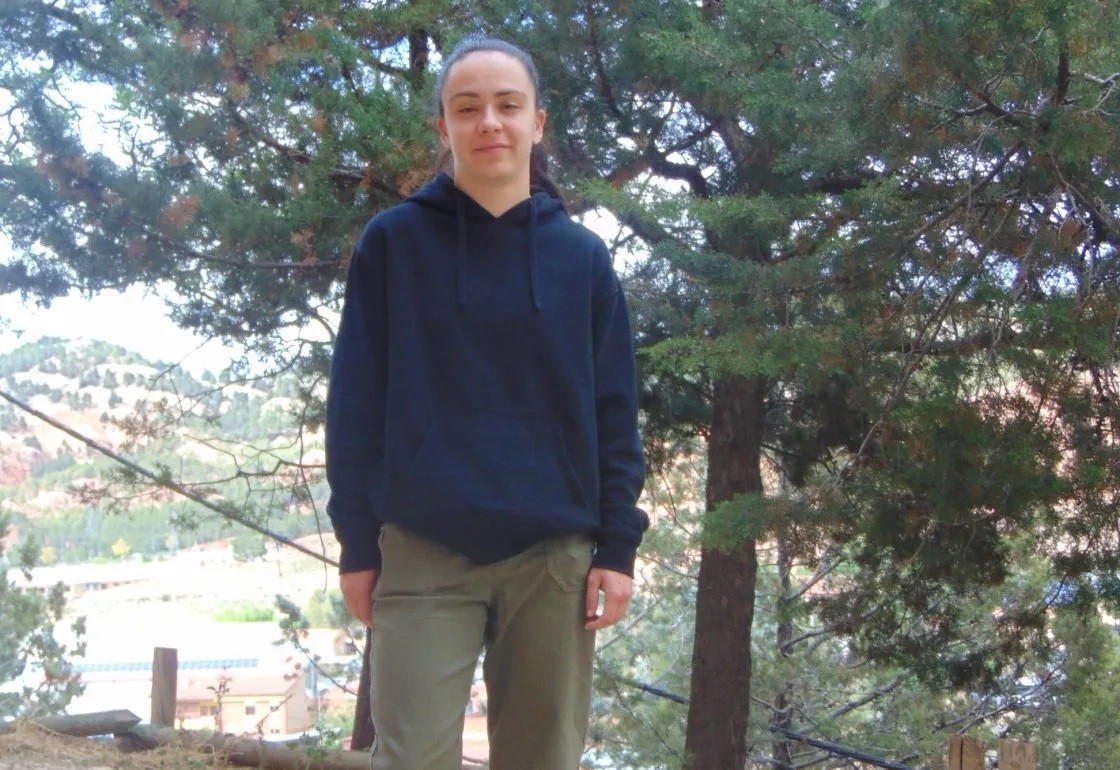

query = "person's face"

[437,51,546,191]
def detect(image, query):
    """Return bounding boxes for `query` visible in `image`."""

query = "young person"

[325,34,647,770]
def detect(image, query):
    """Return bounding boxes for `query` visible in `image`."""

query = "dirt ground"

[0,721,225,770]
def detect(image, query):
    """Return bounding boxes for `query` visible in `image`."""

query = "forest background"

[2,1,1120,769]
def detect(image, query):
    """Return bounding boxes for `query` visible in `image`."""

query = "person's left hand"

[584,567,633,630]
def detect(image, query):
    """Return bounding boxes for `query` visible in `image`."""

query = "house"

[176,671,313,735]
[4,559,157,595]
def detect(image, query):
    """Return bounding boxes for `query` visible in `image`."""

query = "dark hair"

[433,35,566,206]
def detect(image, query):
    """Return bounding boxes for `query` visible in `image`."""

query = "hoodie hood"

[405,172,565,312]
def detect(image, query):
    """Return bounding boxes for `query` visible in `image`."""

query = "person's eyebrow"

[447,88,530,101]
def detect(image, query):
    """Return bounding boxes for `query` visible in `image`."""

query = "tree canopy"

[3,1,1119,767]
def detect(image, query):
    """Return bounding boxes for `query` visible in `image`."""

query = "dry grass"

[0,721,229,769]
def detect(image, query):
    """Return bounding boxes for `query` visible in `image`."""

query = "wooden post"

[999,740,1036,770]
[150,647,178,728]
[949,734,986,770]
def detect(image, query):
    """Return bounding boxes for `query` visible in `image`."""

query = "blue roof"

[73,658,258,673]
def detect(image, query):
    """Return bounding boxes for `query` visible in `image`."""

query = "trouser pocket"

[544,533,594,593]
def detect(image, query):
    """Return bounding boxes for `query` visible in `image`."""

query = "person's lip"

[475,143,511,152]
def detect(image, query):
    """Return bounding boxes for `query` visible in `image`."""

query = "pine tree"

[4,2,1120,766]
[512,1,1120,764]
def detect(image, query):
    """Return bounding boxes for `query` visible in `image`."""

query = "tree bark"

[684,375,764,770]
[0,710,141,737]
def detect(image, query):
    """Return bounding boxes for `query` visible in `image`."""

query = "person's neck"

[452,174,531,218]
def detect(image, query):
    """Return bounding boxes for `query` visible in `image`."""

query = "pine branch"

[585,3,629,130]
[769,727,918,770]
[664,124,717,154]
[968,86,1030,128]
[1078,71,1120,86]
[221,101,400,201]
[783,551,841,602]
[1049,159,1120,247]
[824,676,904,722]
[808,169,885,195]
[645,147,710,199]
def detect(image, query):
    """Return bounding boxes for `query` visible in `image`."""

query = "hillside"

[0,337,327,564]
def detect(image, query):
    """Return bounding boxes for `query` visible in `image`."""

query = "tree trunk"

[684,375,764,770]
[0,710,141,737]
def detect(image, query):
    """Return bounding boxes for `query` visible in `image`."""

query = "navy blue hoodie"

[325,173,647,576]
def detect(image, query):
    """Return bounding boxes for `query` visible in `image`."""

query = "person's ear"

[533,108,546,144]
[436,115,450,147]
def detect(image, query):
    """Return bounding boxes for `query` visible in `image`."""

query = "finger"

[588,588,631,630]
[599,596,624,629]
[585,610,613,630]
[585,571,603,619]
[585,593,616,630]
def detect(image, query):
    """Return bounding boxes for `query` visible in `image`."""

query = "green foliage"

[587,461,698,769]
[1035,611,1120,770]
[313,704,357,751]
[0,511,85,717]
[3,1,1120,765]
[212,601,277,623]
[303,588,350,630]
[230,533,268,562]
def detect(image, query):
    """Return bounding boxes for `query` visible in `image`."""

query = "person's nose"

[479,105,502,133]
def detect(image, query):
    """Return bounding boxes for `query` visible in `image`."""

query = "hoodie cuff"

[592,539,638,577]
[337,524,383,574]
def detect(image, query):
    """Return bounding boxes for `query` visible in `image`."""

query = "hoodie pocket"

[397,413,587,519]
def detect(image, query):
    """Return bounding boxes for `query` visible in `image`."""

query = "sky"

[0,80,242,375]
[0,285,239,375]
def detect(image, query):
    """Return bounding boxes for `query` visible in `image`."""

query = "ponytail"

[529,144,568,210]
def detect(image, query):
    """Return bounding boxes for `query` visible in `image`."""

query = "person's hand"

[340,569,379,627]
[584,567,632,630]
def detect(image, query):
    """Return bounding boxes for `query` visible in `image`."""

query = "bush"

[212,601,277,623]
[0,512,85,717]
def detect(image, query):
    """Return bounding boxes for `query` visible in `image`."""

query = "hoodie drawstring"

[454,189,542,313]
[455,194,468,310]
[528,198,541,313]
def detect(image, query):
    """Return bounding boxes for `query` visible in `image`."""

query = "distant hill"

[0,337,325,564]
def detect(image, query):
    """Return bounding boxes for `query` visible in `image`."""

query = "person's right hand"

[340,569,379,627]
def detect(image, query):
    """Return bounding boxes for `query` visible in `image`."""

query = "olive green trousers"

[369,523,597,770]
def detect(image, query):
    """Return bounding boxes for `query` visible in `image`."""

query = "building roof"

[74,658,258,674]
[177,672,303,702]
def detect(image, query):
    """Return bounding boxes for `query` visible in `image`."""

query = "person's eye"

[458,105,477,114]
[503,102,521,110]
